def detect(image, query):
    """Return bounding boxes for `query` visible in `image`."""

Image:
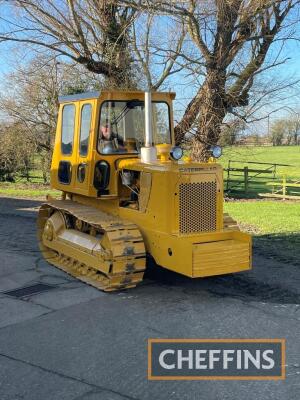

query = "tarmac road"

[0,196,299,400]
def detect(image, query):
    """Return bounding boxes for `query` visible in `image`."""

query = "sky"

[0,3,300,134]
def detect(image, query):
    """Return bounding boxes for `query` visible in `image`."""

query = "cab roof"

[58,90,176,104]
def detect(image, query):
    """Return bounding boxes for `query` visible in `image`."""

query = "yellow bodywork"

[39,90,251,291]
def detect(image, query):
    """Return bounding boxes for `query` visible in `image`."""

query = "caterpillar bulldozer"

[37,90,252,291]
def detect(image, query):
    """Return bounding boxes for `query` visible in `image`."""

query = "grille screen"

[179,181,217,234]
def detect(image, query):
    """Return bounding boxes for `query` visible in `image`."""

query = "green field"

[224,201,300,234]
[219,145,300,198]
[220,145,300,179]
[0,182,60,199]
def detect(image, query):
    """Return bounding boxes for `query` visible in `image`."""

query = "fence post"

[226,160,230,191]
[244,166,249,194]
[282,175,286,200]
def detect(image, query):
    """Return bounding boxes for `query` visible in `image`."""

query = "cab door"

[74,100,94,195]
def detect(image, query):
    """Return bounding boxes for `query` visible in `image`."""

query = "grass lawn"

[0,182,60,199]
[220,145,300,179]
[224,201,300,234]
[220,145,300,198]
[225,200,300,265]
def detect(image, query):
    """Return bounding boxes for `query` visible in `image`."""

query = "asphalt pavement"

[0,196,299,400]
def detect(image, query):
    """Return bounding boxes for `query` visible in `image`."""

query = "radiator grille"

[179,181,217,234]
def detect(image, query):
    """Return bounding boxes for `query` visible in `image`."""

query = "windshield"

[98,100,171,154]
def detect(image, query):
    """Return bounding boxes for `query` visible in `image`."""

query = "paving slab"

[0,286,299,400]
[0,252,76,297]
[0,269,50,292]
[30,285,105,310]
[75,391,131,400]
[0,354,91,400]
[0,296,51,328]
[0,252,37,277]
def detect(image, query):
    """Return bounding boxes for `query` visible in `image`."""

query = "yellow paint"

[48,90,251,280]
[156,143,172,162]
[182,155,192,163]
[208,157,217,163]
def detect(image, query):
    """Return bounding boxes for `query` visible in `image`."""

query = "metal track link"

[37,200,146,291]
[223,213,240,231]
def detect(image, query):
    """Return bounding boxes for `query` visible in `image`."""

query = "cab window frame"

[79,103,92,157]
[96,100,172,156]
[61,103,76,156]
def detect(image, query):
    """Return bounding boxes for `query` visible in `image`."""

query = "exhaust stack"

[141,91,157,163]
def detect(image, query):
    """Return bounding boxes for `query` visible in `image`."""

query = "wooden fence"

[225,160,292,196]
[260,176,300,200]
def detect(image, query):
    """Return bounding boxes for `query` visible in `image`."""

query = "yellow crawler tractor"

[37,90,252,291]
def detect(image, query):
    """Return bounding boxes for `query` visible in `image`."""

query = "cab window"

[61,104,75,155]
[152,102,171,144]
[79,104,92,156]
[97,100,171,154]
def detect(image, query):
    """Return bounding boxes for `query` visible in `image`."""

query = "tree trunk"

[99,3,136,90]
[190,69,227,161]
[174,90,203,145]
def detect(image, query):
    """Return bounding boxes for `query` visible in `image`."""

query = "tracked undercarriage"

[37,200,241,292]
[37,200,146,291]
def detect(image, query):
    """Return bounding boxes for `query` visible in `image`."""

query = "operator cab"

[51,90,176,199]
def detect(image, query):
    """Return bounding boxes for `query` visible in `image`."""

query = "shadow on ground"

[0,196,43,216]
[254,232,300,266]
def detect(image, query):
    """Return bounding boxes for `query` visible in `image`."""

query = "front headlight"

[170,146,183,161]
[211,145,222,158]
